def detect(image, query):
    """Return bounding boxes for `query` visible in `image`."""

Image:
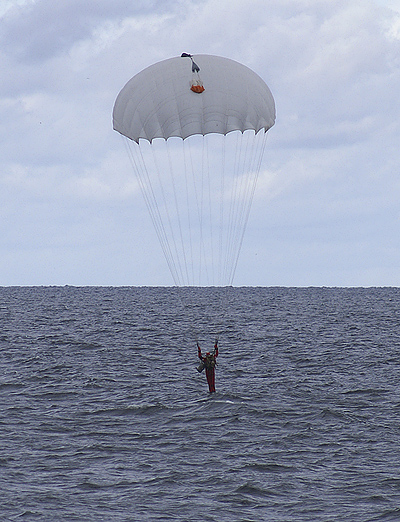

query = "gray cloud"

[0,0,173,62]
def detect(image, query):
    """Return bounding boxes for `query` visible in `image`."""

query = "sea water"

[1,286,400,521]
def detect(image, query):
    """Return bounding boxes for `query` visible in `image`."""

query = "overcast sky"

[1,0,400,287]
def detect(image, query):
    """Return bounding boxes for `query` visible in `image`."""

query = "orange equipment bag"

[191,82,205,94]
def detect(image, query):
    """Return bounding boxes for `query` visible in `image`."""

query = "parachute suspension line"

[217,130,268,286]
[230,131,268,283]
[218,135,227,285]
[226,130,256,285]
[196,135,211,286]
[226,133,245,281]
[124,138,182,286]
[203,134,213,285]
[172,139,203,343]
[228,130,269,285]
[182,138,195,286]
[184,136,199,285]
[187,134,210,286]
[222,130,243,284]
[196,136,207,285]
[165,139,190,286]
[126,130,268,289]
[150,139,186,286]
[199,136,205,285]
[205,135,215,285]
[181,134,211,286]
[146,142,184,286]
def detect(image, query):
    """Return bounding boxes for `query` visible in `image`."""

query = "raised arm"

[197,342,203,360]
[214,340,218,358]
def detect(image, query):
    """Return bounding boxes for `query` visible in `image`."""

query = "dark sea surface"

[1,286,400,521]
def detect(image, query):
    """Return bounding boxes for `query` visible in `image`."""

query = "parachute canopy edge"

[113,54,276,144]
[114,126,273,145]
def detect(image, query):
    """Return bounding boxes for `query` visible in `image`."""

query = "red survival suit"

[197,341,218,393]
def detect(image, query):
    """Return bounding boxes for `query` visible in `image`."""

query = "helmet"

[206,352,211,356]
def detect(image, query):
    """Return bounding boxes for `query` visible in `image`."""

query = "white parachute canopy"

[113,54,275,286]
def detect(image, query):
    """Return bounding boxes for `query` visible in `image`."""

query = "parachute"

[113,54,275,288]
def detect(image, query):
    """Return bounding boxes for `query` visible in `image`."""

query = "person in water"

[197,340,218,393]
